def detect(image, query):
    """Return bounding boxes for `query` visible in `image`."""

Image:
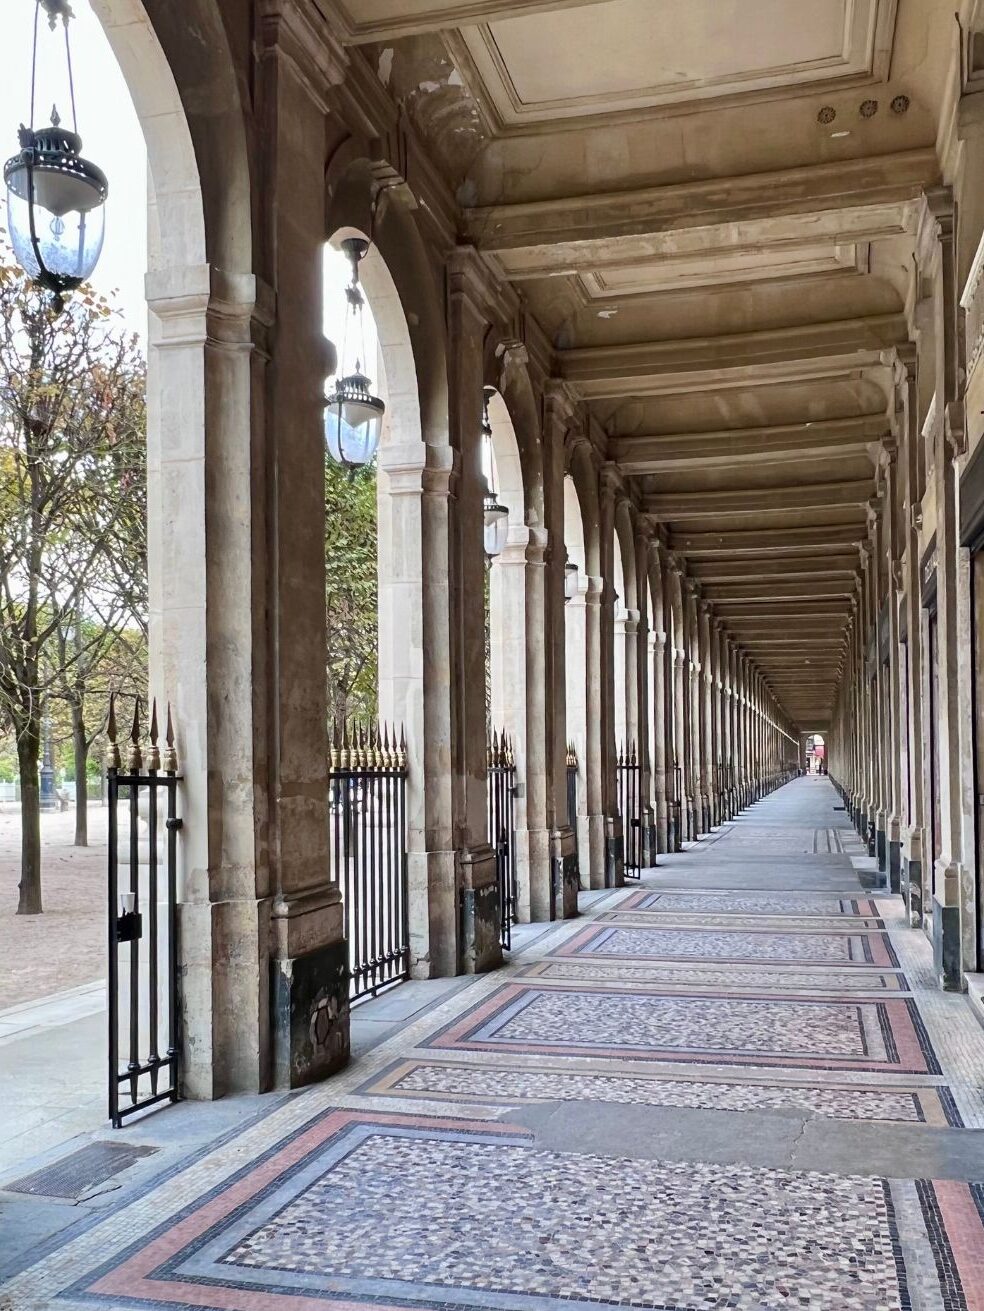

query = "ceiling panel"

[454,0,896,128]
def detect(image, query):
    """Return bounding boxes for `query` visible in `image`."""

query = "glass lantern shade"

[484,495,509,558]
[4,122,107,300]
[324,372,384,471]
[564,561,578,602]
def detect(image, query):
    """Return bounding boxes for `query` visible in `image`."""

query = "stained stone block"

[903,856,922,926]
[271,939,350,1090]
[605,833,624,888]
[459,882,502,973]
[888,839,902,895]
[876,826,887,874]
[931,894,962,991]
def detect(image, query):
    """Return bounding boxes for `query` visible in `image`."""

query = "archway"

[325,161,457,980]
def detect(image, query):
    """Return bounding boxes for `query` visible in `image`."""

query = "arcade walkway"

[5,777,984,1309]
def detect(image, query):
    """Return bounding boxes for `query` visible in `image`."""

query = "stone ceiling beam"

[672,524,864,555]
[321,0,611,43]
[691,558,860,582]
[646,480,873,519]
[611,415,887,473]
[708,580,856,601]
[559,315,904,399]
[713,600,852,618]
[465,150,936,267]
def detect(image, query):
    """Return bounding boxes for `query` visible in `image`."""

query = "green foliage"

[325,459,378,723]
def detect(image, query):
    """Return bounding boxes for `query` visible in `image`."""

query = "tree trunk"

[16,716,43,914]
[72,701,88,846]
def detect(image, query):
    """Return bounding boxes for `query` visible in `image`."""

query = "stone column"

[257,13,350,1089]
[583,571,608,887]
[898,353,926,923]
[147,269,271,1099]
[447,252,500,972]
[489,524,551,922]
[649,551,669,852]
[926,192,968,987]
[634,528,657,863]
[698,603,714,832]
[600,471,624,882]
[685,589,701,837]
[543,384,578,918]
[881,442,904,892]
[670,569,687,851]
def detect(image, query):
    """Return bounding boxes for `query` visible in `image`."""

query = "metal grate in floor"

[3,1141,158,1199]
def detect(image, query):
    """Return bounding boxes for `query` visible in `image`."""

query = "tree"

[51,613,146,845]
[325,459,377,725]
[0,254,147,912]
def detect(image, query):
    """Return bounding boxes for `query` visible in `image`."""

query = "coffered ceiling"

[325,0,954,730]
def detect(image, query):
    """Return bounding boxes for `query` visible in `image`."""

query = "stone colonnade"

[100,0,799,1100]
[829,178,984,996]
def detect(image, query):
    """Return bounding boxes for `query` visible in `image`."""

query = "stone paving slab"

[3,779,984,1311]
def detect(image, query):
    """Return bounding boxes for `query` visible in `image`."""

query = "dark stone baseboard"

[271,938,350,1090]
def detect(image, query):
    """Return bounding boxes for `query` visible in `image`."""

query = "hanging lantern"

[564,560,578,603]
[324,237,385,472]
[481,388,509,558]
[4,2,108,312]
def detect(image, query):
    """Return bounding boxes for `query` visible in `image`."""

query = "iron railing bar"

[147,772,160,1095]
[127,779,140,1105]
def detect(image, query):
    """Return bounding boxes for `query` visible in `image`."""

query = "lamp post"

[324,237,385,472]
[482,389,508,559]
[4,1,108,312]
[39,707,58,812]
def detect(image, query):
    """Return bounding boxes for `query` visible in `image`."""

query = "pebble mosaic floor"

[4,777,984,1311]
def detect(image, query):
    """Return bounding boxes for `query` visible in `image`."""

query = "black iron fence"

[106,697,182,1129]
[329,722,410,1003]
[616,741,642,879]
[488,730,517,950]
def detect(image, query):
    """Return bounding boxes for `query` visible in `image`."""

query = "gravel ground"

[0,807,107,1008]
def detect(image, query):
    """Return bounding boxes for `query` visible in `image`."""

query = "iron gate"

[616,741,642,878]
[488,730,517,951]
[106,697,182,1129]
[329,722,410,1002]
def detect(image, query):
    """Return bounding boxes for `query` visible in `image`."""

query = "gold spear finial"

[162,703,178,773]
[126,699,143,772]
[398,725,407,770]
[147,698,161,771]
[105,692,120,771]
[329,719,341,771]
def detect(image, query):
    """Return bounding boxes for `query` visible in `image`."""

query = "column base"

[459,880,503,973]
[605,831,625,887]
[271,938,350,1090]
[458,845,502,973]
[667,808,682,854]
[875,826,888,875]
[931,893,963,991]
[641,821,659,868]
[552,853,580,920]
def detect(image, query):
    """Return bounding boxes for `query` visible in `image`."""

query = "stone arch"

[325,160,456,975]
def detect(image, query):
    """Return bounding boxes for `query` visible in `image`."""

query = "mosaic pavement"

[4,777,984,1311]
